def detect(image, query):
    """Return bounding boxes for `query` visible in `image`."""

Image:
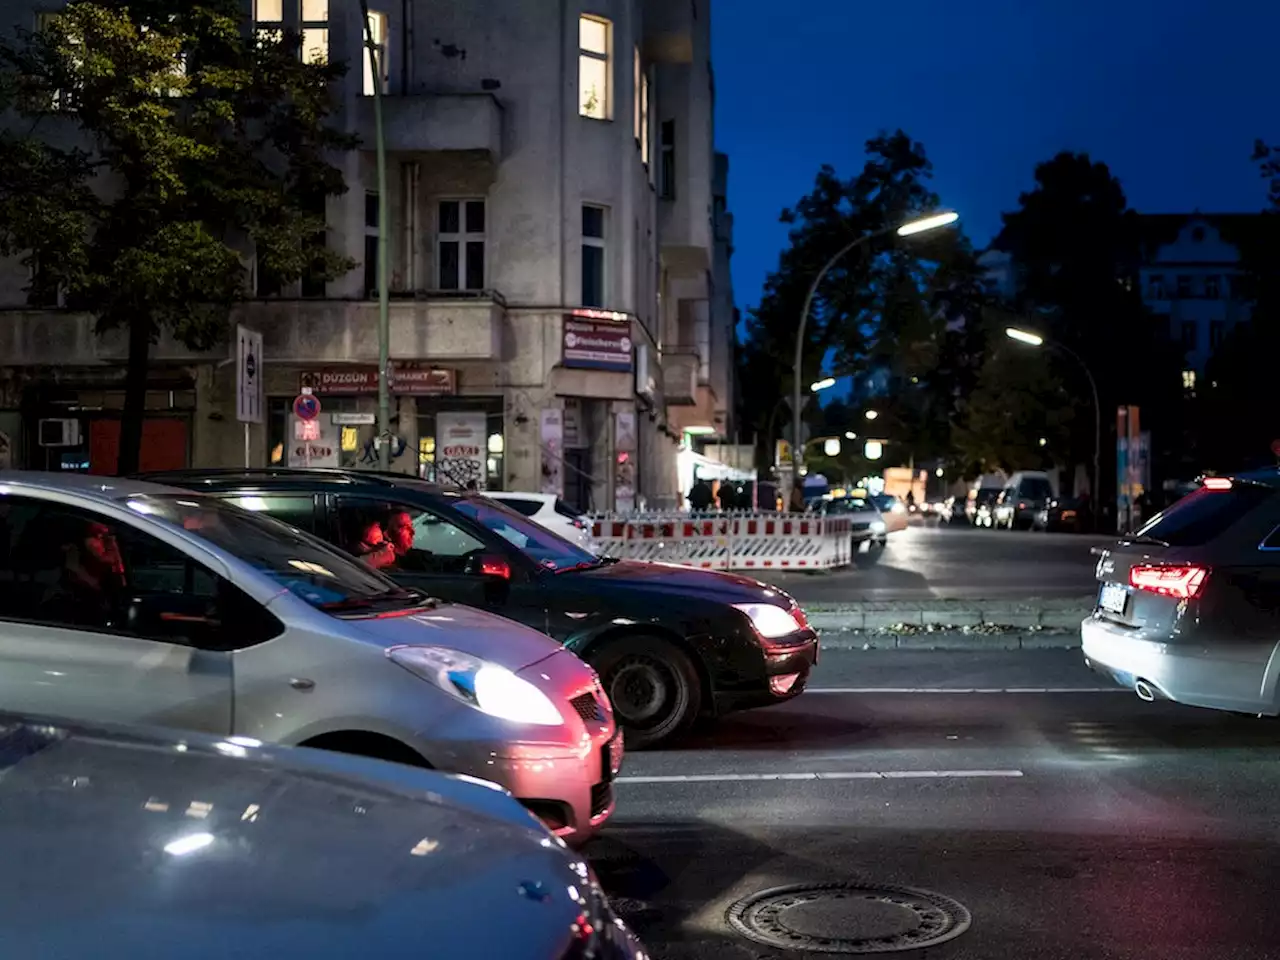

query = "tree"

[0,1,354,473]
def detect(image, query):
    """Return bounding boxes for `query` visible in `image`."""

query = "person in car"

[353,518,397,570]
[382,509,434,572]
[43,519,126,628]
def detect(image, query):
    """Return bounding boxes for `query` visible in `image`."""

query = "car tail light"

[1018,502,1026,510]
[1202,476,1232,491]
[1129,564,1209,599]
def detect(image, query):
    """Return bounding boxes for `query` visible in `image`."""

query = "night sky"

[713,0,1276,314]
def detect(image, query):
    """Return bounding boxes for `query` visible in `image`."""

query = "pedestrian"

[687,477,714,512]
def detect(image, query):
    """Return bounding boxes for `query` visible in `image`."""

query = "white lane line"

[617,769,1024,784]
[807,687,1124,694]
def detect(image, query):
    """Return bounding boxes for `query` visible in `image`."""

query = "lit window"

[641,68,651,167]
[363,11,389,95]
[582,205,607,307]
[437,200,486,291]
[301,0,328,64]
[578,16,611,120]
[253,0,283,44]
[1182,369,1196,391]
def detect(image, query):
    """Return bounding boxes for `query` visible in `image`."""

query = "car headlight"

[870,520,887,534]
[733,603,803,639]
[387,646,564,726]
[890,502,906,514]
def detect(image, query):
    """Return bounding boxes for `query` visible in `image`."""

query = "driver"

[382,509,433,572]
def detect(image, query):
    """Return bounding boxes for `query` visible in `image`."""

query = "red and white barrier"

[589,512,853,572]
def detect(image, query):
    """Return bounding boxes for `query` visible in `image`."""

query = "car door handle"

[289,677,315,691]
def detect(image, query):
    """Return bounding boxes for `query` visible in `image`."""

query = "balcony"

[663,352,699,405]
[356,93,502,160]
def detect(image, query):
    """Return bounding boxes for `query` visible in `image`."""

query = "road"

[590,649,1280,959]
[764,523,1112,603]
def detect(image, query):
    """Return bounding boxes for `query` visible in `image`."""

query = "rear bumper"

[1081,616,1280,715]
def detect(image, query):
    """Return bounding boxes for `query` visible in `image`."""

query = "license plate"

[603,733,624,781]
[1098,582,1128,615]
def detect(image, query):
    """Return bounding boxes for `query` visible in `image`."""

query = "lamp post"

[791,212,958,494]
[1005,326,1101,515]
[359,1,392,470]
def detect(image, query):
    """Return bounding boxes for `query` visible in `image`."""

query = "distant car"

[485,492,592,548]
[816,495,888,567]
[993,471,1055,530]
[0,713,648,959]
[967,486,1002,526]
[870,494,909,533]
[0,473,618,845]
[1083,472,1280,716]
[1037,496,1090,533]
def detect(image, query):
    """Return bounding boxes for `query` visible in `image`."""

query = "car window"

[452,495,597,571]
[554,498,583,520]
[1132,483,1276,545]
[0,494,279,650]
[828,498,873,514]
[225,495,318,534]
[334,498,486,575]
[495,497,543,518]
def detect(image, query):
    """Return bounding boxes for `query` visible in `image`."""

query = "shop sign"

[436,411,487,490]
[299,366,457,396]
[391,365,456,396]
[562,312,633,372]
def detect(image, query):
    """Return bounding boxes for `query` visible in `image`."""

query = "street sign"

[236,326,263,424]
[293,393,321,422]
[294,419,321,442]
[775,439,792,467]
[332,412,376,426]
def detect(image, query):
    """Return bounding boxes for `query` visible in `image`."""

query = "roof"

[137,468,453,495]
[0,472,179,501]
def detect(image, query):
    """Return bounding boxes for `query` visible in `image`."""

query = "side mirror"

[468,554,511,580]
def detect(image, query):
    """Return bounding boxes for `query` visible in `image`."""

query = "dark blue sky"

[713,0,1275,313]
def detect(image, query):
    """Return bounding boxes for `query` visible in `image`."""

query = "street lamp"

[791,211,960,493]
[844,431,857,440]
[1005,326,1101,513]
[864,409,879,421]
[810,377,837,392]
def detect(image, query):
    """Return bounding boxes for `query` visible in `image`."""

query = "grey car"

[0,713,647,959]
[1082,471,1280,713]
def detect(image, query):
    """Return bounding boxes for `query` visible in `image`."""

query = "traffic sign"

[293,393,321,422]
[295,419,320,442]
[236,326,263,424]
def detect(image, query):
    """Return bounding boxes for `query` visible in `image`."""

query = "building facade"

[0,0,729,513]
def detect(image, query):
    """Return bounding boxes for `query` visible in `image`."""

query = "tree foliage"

[0,0,355,472]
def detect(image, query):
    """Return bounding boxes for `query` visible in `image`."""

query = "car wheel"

[593,636,702,750]
[854,542,883,568]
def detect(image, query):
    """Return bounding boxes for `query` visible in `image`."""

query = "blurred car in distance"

[0,473,619,845]
[993,471,1055,530]
[485,491,592,549]
[967,486,1003,526]
[812,495,888,567]
[1036,495,1091,533]
[0,713,648,959]
[870,494,909,533]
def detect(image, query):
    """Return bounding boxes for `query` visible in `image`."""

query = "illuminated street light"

[1039,437,1048,447]
[896,211,960,237]
[864,409,879,421]
[844,431,857,440]
[864,440,884,461]
[1005,327,1045,347]
[823,438,841,457]
[936,466,945,478]
[810,377,837,392]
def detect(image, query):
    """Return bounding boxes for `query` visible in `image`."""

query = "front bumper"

[714,631,818,714]
[1081,615,1279,715]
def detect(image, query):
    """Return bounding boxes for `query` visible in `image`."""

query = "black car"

[141,469,819,748]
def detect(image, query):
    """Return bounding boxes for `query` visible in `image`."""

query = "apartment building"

[0,0,730,513]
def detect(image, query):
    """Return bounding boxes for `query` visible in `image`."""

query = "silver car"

[0,473,621,844]
[0,713,647,959]
[1083,472,1280,714]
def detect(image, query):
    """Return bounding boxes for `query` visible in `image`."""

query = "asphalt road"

[764,523,1113,603]
[589,649,1280,959]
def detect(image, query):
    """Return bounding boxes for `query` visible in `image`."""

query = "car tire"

[593,635,702,750]
[854,543,883,568]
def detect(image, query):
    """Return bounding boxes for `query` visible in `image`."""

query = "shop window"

[416,405,504,491]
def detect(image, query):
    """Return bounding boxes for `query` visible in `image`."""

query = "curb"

[806,595,1093,634]
[817,629,1081,652]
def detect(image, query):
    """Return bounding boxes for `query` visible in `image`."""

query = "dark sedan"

[142,469,819,749]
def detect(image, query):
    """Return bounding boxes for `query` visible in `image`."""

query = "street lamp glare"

[896,211,960,237]
[810,377,837,392]
[1005,327,1044,347]
[864,409,879,421]
[845,431,857,440]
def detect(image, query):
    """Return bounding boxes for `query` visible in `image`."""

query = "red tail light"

[1129,564,1209,599]
[480,556,511,579]
[792,605,809,630]
[1202,477,1232,491]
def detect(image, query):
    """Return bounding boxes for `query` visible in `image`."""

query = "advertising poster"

[288,414,339,468]
[540,407,564,496]
[562,312,633,372]
[436,411,487,490]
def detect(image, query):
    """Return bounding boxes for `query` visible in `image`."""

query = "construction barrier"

[589,512,853,572]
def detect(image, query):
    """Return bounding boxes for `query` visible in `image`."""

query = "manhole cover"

[726,881,971,954]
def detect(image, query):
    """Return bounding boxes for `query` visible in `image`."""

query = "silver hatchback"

[1082,472,1280,714]
[0,474,621,844]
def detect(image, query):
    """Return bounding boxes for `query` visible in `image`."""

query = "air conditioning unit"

[38,418,81,448]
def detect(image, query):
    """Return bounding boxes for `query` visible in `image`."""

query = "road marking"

[807,687,1124,694]
[617,769,1024,784]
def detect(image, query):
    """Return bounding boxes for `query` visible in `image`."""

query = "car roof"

[138,468,455,495]
[0,471,182,502]
[1232,468,1280,488]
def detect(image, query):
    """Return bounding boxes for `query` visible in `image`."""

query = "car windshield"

[1021,478,1053,499]
[128,494,417,611]
[871,495,899,511]
[828,497,874,514]
[1129,483,1275,546]
[451,495,598,571]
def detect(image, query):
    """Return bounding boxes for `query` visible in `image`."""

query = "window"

[363,11,389,96]
[660,120,676,199]
[301,0,328,64]
[1146,274,1165,300]
[1182,369,1196,391]
[1204,274,1221,299]
[224,495,319,535]
[641,69,651,167]
[582,205,607,308]
[578,15,611,120]
[1210,320,1225,349]
[437,200,486,291]
[1181,321,1197,350]
[1133,483,1276,547]
[253,0,283,43]
[1176,274,1191,298]
[335,499,486,575]
[633,47,641,143]
[453,497,597,572]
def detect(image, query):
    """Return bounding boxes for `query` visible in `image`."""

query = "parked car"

[0,473,619,845]
[992,471,1055,530]
[870,494,909,534]
[142,469,820,749]
[485,492,592,549]
[0,712,647,959]
[1082,472,1280,716]
[815,495,888,567]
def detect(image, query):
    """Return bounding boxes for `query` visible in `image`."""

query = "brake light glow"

[1202,477,1232,491]
[1129,564,1209,600]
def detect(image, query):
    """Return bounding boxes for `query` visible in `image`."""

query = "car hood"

[564,559,795,606]
[0,716,602,959]
[344,602,563,671]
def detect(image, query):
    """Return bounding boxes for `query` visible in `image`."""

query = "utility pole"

[359,1,392,470]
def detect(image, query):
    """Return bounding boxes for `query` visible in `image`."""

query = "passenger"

[353,518,397,570]
[44,520,125,627]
